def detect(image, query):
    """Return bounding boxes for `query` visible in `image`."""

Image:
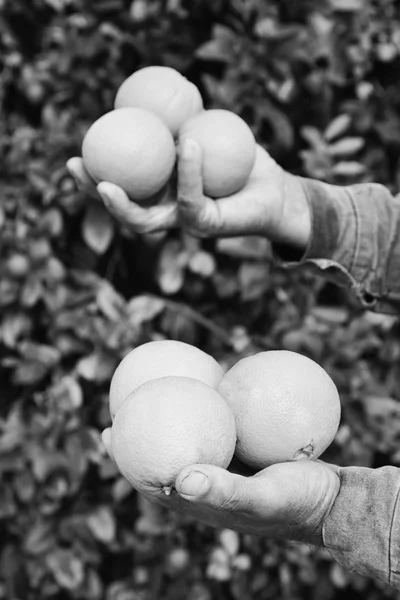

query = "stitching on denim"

[388,479,400,586]
[298,177,316,259]
[383,200,400,298]
[344,187,359,275]
[322,467,344,551]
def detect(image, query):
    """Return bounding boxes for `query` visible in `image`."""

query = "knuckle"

[218,489,244,512]
[178,190,196,207]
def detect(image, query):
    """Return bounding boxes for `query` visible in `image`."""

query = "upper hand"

[67,140,311,251]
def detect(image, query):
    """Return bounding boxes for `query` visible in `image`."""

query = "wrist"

[294,464,341,547]
[272,172,312,257]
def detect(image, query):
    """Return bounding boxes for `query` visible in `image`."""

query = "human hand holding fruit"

[67,66,311,253]
[102,341,342,546]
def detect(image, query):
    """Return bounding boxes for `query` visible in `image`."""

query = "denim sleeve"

[275,178,400,314]
[273,178,400,586]
[322,466,400,589]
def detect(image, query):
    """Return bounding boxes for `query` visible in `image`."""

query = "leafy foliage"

[1,0,400,598]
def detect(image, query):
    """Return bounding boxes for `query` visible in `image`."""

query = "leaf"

[127,295,166,328]
[327,137,365,156]
[311,306,349,325]
[19,341,61,366]
[87,506,116,543]
[324,114,352,141]
[50,376,83,411]
[23,519,55,556]
[219,529,240,556]
[0,405,25,453]
[47,550,84,591]
[216,236,271,260]
[135,495,168,536]
[331,161,366,177]
[157,240,188,296]
[0,279,20,307]
[238,263,270,302]
[96,282,125,321]
[301,126,326,150]
[0,205,5,230]
[77,351,117,383]
[330,0,363,11]
[195,40,233,62]
[0,487,16,519]
[13,360,50,386]
[130,0,150,22]
[13,469,35,503]
[254,100,294,151]
[0,312,32,348]
[77,428,105,464]
[188,251,216,278]
[112,477,133,502]
[20,277,43,307]
[82,202,115,255]
[195,25,236,62]
[202,75,239,106]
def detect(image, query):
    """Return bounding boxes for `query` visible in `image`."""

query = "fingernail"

[181,139,196,160]
[179,470,209,497]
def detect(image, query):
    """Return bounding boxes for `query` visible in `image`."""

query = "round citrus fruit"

[111,376,236,497]
[218,350,341,469]
[179,109,256,198]
[82,107,175,203]
[114,66,204,137]
[109,340,225,418]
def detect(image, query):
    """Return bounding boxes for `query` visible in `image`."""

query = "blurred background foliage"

[1,0,400,598]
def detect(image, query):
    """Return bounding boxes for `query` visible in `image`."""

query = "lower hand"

[102,428,339,545]
[169,458,340,545]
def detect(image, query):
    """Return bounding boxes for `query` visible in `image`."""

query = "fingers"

[101,427,117,466]
[66,157,99,199]
[177,138,220,235]
[97,181,178,233]
[175,463,271,515]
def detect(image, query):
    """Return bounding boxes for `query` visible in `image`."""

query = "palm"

[148,459,339,544]
[179,144,286,239]
[68,146,283,236]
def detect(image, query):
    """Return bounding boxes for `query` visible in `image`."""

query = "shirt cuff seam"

[344,187,360,276]
[322,467,344,551]
[389,479,400,586]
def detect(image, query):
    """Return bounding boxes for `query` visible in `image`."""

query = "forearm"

[276,176,400,314]
[323,465,400,589]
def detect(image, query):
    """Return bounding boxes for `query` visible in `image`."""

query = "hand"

[101,429,339,545]
[171,459,340,545]
[67,140,311,252]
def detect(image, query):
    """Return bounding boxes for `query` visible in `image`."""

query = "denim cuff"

[274,178,400,314]
[322,466,400,589]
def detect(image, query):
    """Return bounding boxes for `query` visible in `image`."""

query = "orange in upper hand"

[179,109,257,198]
[114,66,204,138]
[81,107,175,204]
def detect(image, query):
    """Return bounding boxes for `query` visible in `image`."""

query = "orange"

[179,109,256,198]
[81,107,175,203]
[114,66,204,137]
[218,350,341,469]
[111,376,236,497]
[109,340,225,418]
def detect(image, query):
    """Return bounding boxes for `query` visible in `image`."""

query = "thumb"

[175,463,264,513]
[177,138,217,233]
